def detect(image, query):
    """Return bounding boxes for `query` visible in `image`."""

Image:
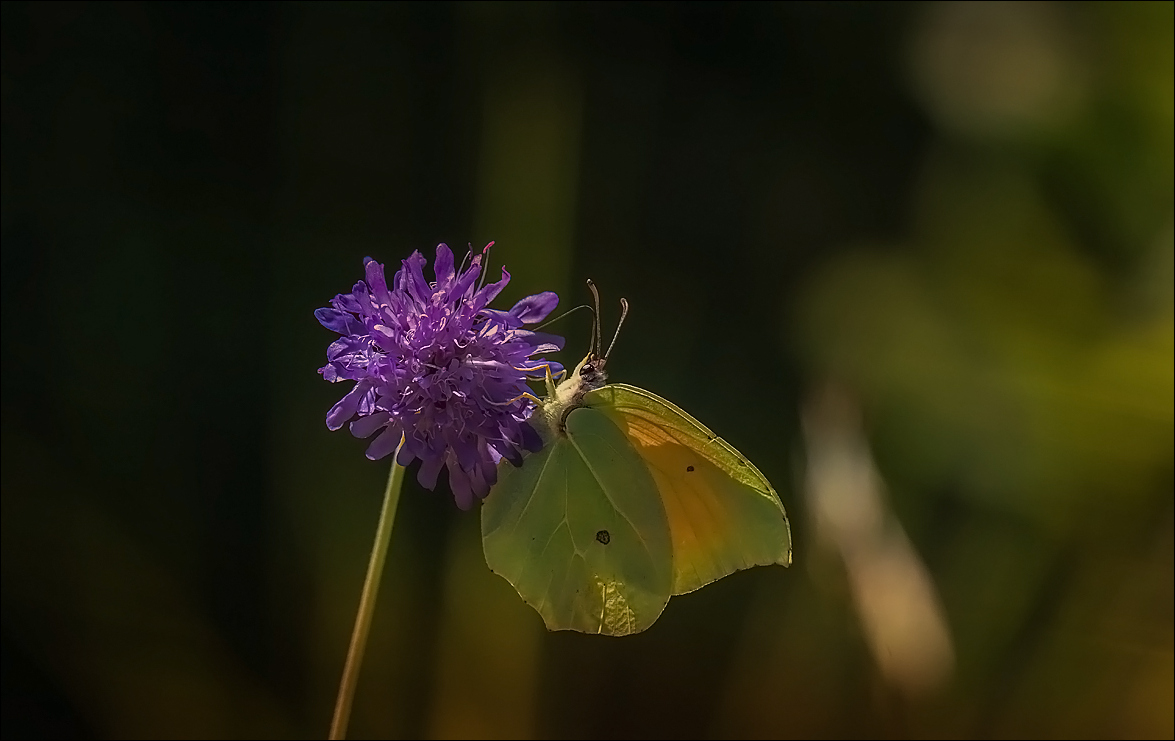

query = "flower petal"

[364,258,390,306]
[477,308,522,328]
[350,411,391,438]
[326,381,369,431]
[479,450,498,488]
[520,421,543,452]
[326,336,364,362]
[473,266,510,308]
[450,254,482,299]
[349,281,374,318]
[417,454,444,490]
[447,463,474,510]
[365,426,402,460]
[402,251,432,305]
[509,291,559,324]
[315,308,353,335]
[470,468,489,500]
[396,440,416,468]
[446,431,480,472]
[332,289,364,315]
[433,243,455,288]
[489,435,521,465]
[508,329,565,350]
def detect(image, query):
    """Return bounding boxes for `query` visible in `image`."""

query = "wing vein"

[565,430,657,564]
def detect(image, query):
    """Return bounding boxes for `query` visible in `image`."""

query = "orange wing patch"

[606,411,760,594]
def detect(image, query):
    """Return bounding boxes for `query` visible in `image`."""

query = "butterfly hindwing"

[586,384,793,595]
[482,406,673,635]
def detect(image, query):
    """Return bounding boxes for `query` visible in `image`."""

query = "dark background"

[2,2,1171,738]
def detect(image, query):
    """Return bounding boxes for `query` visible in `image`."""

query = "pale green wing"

[482,406,673,636]
[585,384,792,595]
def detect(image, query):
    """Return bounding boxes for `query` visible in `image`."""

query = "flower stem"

[329,450,406,740]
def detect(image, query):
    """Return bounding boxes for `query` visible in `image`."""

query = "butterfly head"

[579,279,628,393]
[577,353,609,390]
[552,353,609,412]
[545,281,628,432]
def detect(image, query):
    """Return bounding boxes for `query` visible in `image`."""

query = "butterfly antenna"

[532,303,594,334]
[603,298,629,361]
[586,279,603,359]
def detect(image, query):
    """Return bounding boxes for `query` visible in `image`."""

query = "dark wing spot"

[595,529,611,545]
[686,465,695,472]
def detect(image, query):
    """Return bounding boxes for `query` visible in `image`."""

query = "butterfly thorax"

[537,354,608,439]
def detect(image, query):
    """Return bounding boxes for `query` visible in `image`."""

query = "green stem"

[329,449,407,740]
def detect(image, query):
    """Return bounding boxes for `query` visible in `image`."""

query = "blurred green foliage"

[2,2,1170,738]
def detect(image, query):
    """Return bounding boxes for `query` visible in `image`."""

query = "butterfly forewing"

[586,384,792,595]
[482,406,673,635]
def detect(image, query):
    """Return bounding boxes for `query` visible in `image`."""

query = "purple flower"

[316,243,564,509]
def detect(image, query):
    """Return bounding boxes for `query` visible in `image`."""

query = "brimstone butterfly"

[481,284,792,636]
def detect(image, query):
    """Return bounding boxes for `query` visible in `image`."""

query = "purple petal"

[357,387,380,415]
[315,308,352,334]
[402,251,432,305]
[523,342,564,357]
[417,455,444,490]
[348,282,373,318]
[331,291,361,314]
[396,441,416,468]
[350,411,391,438]
[433,243,455,288]
[327,336,365,362]
[364,259,392,306]
[509,329,565,350]
[478,308,522,328]
[469,463,490,500]
[365,426,402,460]
[473,267,510,308]
[326,382,369,431]
[520,421,543,452]
[448,463,474,510]
[479,451,498,488]
[450,255,482,300]
[490,437,523,466]
[447,432,480,471]
[509,292,559,323]
[466,359,512,376]
[390,263,405,297]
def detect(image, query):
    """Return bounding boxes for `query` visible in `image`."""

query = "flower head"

[316,243,564,509]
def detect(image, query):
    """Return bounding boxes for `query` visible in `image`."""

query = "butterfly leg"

[487,391,545,407]
[536,361,565,398]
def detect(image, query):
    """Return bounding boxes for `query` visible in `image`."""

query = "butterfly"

[481,282,792,636]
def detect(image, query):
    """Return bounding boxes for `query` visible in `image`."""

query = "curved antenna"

[532,303,594,334]
[603,298,629,361]
[586,279,603,359]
